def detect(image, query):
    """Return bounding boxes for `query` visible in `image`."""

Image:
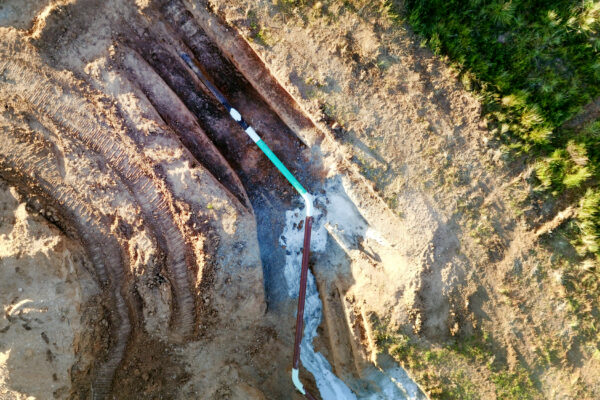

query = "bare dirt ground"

[0,0,598,399]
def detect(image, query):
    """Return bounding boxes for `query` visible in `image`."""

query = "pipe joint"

[302,192,314,217]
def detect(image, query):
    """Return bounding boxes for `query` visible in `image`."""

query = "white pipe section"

[244,126,261,143]
[229,107,242,121]
[302,192,314,217]
[292,368,306,395]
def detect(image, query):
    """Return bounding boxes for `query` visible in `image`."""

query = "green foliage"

[492,367,538,400]
[438,370,480,400]
[403,0,600,138]
[398,0,600,265]
[579,188,600,255]
[535,147,591,194]
[449,329,494,363]
[381,0,403,23]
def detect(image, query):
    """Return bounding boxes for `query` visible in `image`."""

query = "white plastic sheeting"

[279,178,425,400]
[280,202,357,399]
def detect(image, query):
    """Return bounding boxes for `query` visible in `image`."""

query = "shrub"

[535,146,591,194]
[402,0,600,142]
[579,188,600,256]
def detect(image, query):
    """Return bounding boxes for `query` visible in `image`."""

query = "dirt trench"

[0,1,435,399]
[121,0,319,307]
[0,1,332,399]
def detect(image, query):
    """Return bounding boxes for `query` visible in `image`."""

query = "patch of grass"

[381,0,403,23]
[492,367,538,400]
[578,188,600,256]
[535,148,592,195]
[354,154,387,185]
[371,315,540,399]
[469,216,495,245]
[384,193,399,212]
[320,101,337,120]
[448,329,495,365]
[442,370,480,400]
[507,183,530,217]
[247,9,274,46]
[535,338,563,367]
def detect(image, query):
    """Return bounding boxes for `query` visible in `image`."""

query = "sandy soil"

[0,0,598,399]
[0,183,99,399]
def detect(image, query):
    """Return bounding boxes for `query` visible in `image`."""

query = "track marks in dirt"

[0,47,211,395]
[2,1,329,397]
[0,58,198,341]
[118,46,251,211]
[0,124,131,398]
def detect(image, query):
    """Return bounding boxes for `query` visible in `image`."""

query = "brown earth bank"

[0,0,598,399]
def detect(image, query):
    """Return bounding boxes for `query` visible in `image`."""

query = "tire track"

[0,126,131,399]
[0,58,197,339]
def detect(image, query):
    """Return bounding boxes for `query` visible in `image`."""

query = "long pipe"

[181,53,316,398]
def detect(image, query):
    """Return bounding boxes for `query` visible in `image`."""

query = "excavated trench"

[123,1,317,307]
[1,0,320,397]
[0,1,424,398]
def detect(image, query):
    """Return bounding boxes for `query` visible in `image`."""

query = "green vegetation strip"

[372,316,540,399]
[400,0,600,260]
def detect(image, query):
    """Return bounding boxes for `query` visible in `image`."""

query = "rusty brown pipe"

[291,216,319,399]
